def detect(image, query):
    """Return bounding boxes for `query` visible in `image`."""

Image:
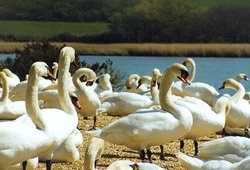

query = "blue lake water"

[1,54,250,93]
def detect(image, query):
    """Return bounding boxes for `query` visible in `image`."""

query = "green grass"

[0,20,109,38]
[194,0,250,8]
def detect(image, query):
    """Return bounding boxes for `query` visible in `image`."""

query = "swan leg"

[139,150,146,161]
[244,128,249,137]
[180,140,185,153]
[194,140,198,156]
[146,149,153,163]
[22,161,27,170]
[88,116,97,130]
[46,160,52,170]
[159,145,165,160]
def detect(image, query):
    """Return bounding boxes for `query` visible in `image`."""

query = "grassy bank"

[0,42,250,57]
[0,21,109,39]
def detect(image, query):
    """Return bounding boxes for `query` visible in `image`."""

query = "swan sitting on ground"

[176,152,250,170]
[0,72,26,120]
[84,137,105,170]
[88,63,193,162]
[123,74,149,94]
[73,68,101,129]
[2,68,20,91]
[197,136,250,163]
[98,69,161,116]
[172,58,219,106]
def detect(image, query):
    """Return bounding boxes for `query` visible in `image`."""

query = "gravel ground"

[36,114,222,170]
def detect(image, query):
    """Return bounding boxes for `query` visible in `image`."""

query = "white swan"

[2,68,20,91]
[219,79,250,128]
[235,73,250,101]
[94,73,113,100]
[171,57,219,106]
[175,78,235,155]
[84,137,105,170]
[88,63,193,162]
[73,68,101,129]
[0,72,26,120]
[98,69,160,117]
[123,74,149,94]
[106,160,166,170]
[176,152,250,170]
[0,62,58,169]
[197,136,250,163]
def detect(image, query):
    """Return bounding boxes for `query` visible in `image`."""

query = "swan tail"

[87,129,102,138]
[175,152,203,169]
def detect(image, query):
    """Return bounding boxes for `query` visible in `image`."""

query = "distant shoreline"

[0,42,250,57]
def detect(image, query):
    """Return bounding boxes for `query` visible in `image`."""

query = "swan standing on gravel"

[0,72,26,119]
[88,63,193,162]
[84,137,105,170]
[73,68,101,129]
[172,58,219,106]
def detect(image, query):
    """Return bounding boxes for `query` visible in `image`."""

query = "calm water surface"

[0,54,249,92]
[80,55,250,92]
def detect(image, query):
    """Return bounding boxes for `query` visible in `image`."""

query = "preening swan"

[98,69,160,116]
[123,74,149,94]
[84,137,105,170]
[73,68,101,129]
[0,62,57,169]
[197,136,250,163]
[2,68,20,91]
[88,63,193,162]
[172,58,219,106]
[94,73,113,100]
[0,72,26,119]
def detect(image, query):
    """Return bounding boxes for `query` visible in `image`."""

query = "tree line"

[1,0,250,43]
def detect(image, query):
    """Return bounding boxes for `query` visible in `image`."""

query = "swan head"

[237,73,249,81]
[182,57,195,67]
[171,63,191,85]
[60,46,76,64]
[69,92,82,110]
[2,68,14,77]
[52,62,58,69]
[29,62,56,81]
[219,78,241,91]
[125,74,140,89]
[137,75,151,89]
[73,68,96,87]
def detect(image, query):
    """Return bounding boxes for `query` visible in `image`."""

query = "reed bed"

[0,42,250,57]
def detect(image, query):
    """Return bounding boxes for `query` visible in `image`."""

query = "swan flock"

[0,48,250,170]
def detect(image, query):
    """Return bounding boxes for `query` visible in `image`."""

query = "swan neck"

[231,83,245,102]
[150,80,159,104]
[58,57,77,115]
[53,67,58,78]
[188,61,195,82]
[1,76,9,103]
[26,72,45,130]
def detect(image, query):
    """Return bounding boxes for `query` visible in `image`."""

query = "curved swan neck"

[187,60,195,82]
[26,71,45,130]
[58,55,77,115]
[1,74,9,103]
[231,82,245,102]
[159,68,181,115]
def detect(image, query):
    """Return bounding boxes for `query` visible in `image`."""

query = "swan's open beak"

[47,70,57,81]
[178,70,191,85]
[86,81,94,86]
